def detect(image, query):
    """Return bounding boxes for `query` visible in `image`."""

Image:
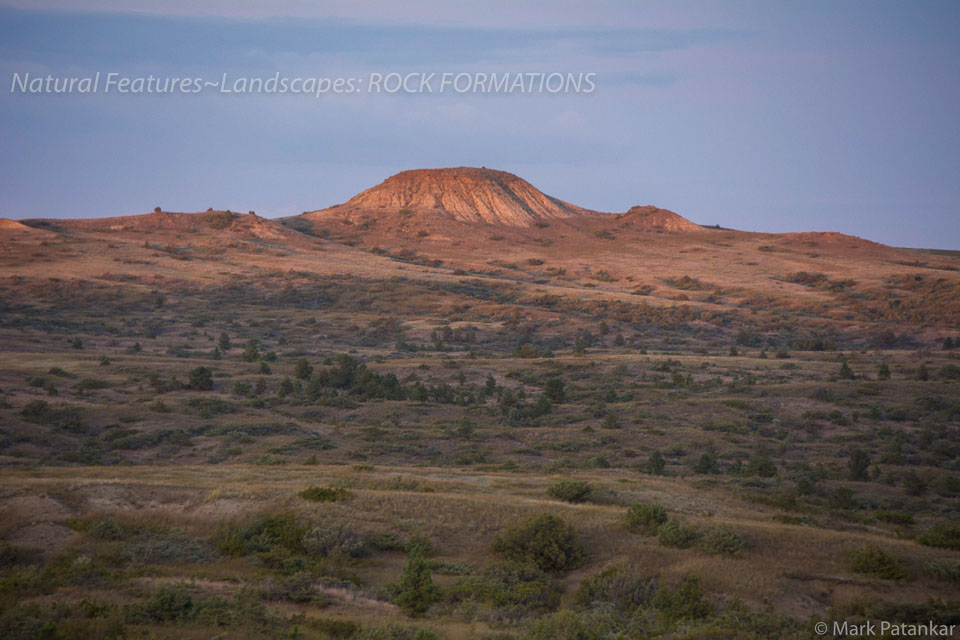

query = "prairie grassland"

[1,218,958,638]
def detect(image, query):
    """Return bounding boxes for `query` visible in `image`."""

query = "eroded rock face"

[341,166,594,226]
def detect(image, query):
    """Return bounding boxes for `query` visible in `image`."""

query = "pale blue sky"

[1,1,958,248]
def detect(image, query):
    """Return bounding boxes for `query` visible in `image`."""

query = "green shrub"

[310,618,360,639]
[657,520,700,549]
[187,366,214,390]
[126,584,195,623]
[302,524,368,559]
[404,533,433,557]
[652,575,714,622]
[850,545,907,580]
[20,399,50,421]
[298,486,352,503]
[367,532,406,552]
[451,562,561,616]
[697,526,745,556]
[393,548,440,617]
[76,378,110,391]
[492,514,586,573]
[623,502,668,535]
[574,564,656,612]
[925,561,960,584]
[875,511,915,526]
[87,518,127,541]
[294,358,313,380]
[260,571,323,603]
[185,397,236,418]
[212,512,309,557]
[827,486,858,510]
[212,521,248,557]
[121,532,217,565]
[546,480,593,503]
[353,623,437,640]
[0,541,24,568]
[524,609,621,640]
[916,523,960,551]
[647,450,665,475]
[744,456,777,477]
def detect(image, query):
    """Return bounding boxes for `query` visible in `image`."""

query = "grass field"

[1,210,958,638]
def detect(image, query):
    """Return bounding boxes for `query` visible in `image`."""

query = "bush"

[875,511,915,526]
[850,545,907,580]
[20,399,50,420]
[524,609,621,640]
[87,518,128,541]
[546,480,593,504]
[657,520,700,549]
[544,378,566,403]
[574,564,656,612]
[744,456,777,477]
[212,512,309,557]
[126,584,195,623]
[187,366,214,390]
[450,562,561,616]
[916,523,960,551]
[492,514,586,573]
[697,526,745,556]
[623,502,668,535]
[122,532,217,565]
[260,571,322,603]
[294,358,313,380]
[925,561,960,584]
[353,623,438,640]
[393,549,440,617]
[828,486,858,510]
[848,448,871,481]
[647,450,666,475]
[298,486,352,503]
[302,524,368,559]
[652,575,714,622]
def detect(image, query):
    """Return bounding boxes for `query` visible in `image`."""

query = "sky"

[0,1,958,248]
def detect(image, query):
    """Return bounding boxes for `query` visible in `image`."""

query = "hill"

[310,166,597,227]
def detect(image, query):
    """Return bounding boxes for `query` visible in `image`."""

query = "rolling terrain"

[0,168,958,639]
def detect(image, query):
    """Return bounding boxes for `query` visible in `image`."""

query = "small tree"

[188,366,214,390]
[648,450,666,475]
[851,545,907,580]
[218,332,232,352]
[624,502,668,535]
[294,358,313,380]
[916,363,929,381]
[493,514,586,573]
[573,334,587,356]
[877,363,891,380]
[839,360,855,380]
[744,456,777,478]
[848,448,871,481]
[693,450,718,474]
[393,548,440,617]
[547,480,593,504]
[544,378,566,403]
[241,339,260,362]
